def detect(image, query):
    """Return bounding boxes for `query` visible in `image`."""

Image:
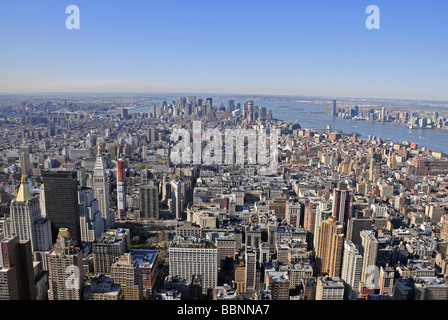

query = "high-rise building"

[93,228,130,275]
[0,237,36,300]
[245,247,257,293]
[10,175,52,253]
[78,187,104,243]
[168,236,218,294]
[46,228,84,300]
[117,158,126,217]
[147,127,158,144]
[171,180,183,220]
[369,158,381,183]
[341,240,363,300]
[332,100,337,116]
[43,171,82,246]
[315,217,345,277]
[360,230,379,284]
[19,151,31,176]
[139,184,159,220]
[130,249,159,297]
[346,217,373,248]
[233,260,246,294]
[379,265,395,296]
[313,201,332,250]
[110,253,143,300]
[266,271,290,300]
[94,146,113,230]
[316,276,345,300]
[207,232,236,269]
[332,183,351,229]
[286,200,301,227]
[228,99,235,112]
[121,108,128,120]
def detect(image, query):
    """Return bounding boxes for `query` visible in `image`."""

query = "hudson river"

[131,97,448,153]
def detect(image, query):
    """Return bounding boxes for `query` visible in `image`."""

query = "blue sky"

[0,0,447,100]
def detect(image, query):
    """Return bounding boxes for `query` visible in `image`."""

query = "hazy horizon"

[1,1,447,101]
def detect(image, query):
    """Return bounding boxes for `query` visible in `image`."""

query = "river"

[130,96,448,153]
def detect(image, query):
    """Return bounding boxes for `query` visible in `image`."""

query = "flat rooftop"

[130,249,158,269]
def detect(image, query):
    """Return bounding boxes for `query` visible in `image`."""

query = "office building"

[341,240,363,300]
[266,271,290,300]
[0,237,36,300]
[316,277,345,300]
[110,253,143,300]
[360,230,379,284]
[93,228,130,275]
[117,158,126,216]
[168,236,218,294]
[46,228,84,300]
[315,217,345,277]
[346,217,373,248]
[245,247,257,292]
[130,249,159,297]
[9,175,52,253]
[94,146,114,229]
[332,183,351,229]
[78,187,104,243]
[43,171,82,246]
[171,180,183,220]
[379,265,395,296]
[139,184,159,220]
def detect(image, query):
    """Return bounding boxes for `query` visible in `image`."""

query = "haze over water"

[132,96,448,154]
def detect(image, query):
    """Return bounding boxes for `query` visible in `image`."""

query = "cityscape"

[2,94,448,304]
[1,0,448,313]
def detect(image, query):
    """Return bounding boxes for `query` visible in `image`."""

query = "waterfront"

[131,96,448,154]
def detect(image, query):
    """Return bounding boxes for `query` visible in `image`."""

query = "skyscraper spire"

[16,175,33,202]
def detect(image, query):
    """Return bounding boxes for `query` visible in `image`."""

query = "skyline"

[0,1,447,101]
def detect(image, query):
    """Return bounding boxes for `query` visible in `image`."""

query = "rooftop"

[130,249,158,268]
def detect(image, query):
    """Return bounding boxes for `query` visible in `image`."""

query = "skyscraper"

[93,228,130,275]
[332,100,337,116]
[117,158,126,217]
[346,216,373,248]
[369,158,381,183]
[245,247,257,293]
[360,230,379,285]
[379,265,395,296]
[19,150,31,176]
[171,180,183,220]
[139,184,159,220]
[10,175,52,254]
[46,228,84,300]
[0,237,36,300]
[110,253,143,300]
[341,240,363,299]
[228,99,235,112]
[78,187,104,243]
[331,183,351,229]
[94,145,114,229]
[147,127,158,144]
[43,171,82,246]
[315,217,345,277]
[168,236,218,294]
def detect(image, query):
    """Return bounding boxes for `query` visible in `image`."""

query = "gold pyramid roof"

[16,175,33,202]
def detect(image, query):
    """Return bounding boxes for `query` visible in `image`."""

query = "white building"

[169,237,218,294]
